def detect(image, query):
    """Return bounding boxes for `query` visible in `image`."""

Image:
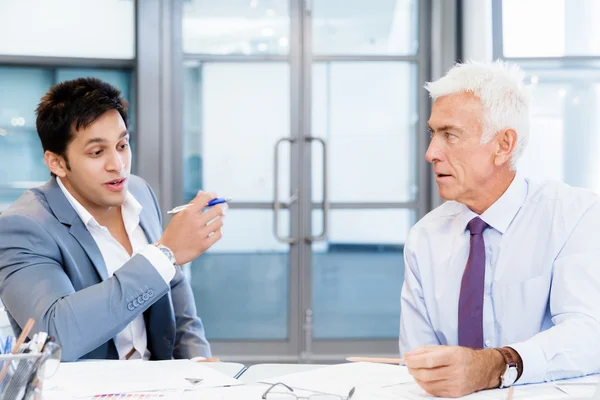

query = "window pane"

[312,62,418,203]
[182,62,290,203]
[190,209,290,340]
[519,66,600,192]
[0,67,52,210]
[0,67,134,210]
[312,0,418,55]
[311,209,414,339]
[502,0,600,57]
[183,0,290,55]
[0,0,135,59]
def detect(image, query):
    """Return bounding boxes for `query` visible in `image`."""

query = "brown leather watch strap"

[496,347,523,380]
[496,347,516,366]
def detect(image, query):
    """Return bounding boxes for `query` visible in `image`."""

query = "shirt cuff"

[509,340,548,384]
[139,244,176,284]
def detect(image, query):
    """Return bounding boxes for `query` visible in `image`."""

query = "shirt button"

[485,340,492,347]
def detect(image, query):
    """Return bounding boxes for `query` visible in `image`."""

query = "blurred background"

[0,0,598,364]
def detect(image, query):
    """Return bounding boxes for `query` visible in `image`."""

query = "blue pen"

[167,197,231,215]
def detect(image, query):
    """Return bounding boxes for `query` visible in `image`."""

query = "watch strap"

[496,347,518,368]
[155,243,178,266]
[496,347,519,388]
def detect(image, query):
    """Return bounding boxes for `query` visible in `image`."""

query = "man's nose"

[425,138,441,163]
[106,150,124,171]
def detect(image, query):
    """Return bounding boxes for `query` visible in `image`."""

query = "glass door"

[180,0,429,362]
[302,0,429,360]
[181,0,303,361]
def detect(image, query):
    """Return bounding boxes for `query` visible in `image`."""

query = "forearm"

[4,255,169,361]
[508,316,600,384]
[479,317,600,389]
[477,347,522,390]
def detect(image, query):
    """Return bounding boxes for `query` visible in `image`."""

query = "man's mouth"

[104,178,127,190]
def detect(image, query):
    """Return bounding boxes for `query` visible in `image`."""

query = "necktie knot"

[467,217,488,236]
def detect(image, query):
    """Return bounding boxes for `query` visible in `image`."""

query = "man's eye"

[445,132,456,139]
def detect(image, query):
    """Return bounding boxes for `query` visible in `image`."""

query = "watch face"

[159,247,175,264]
[503,366,518,387]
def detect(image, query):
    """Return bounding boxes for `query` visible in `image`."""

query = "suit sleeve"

[170,268,212,359]
[0,214,170,362]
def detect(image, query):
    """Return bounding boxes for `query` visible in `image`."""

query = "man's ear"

[44,151,69,178]
[493,129,517,167]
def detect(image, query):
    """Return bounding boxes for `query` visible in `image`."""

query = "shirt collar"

[56,177,142,229]
[459,173,528,234]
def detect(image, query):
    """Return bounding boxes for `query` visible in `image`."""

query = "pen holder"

[0,344,61,400]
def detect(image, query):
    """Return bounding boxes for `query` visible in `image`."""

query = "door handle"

[273,137,297,244]
[305,136,328,242]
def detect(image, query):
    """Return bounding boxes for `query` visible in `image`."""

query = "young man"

[0,78,225,361]
[400,61,600,397]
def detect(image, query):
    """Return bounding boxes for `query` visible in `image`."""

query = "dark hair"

[36,77,129,175]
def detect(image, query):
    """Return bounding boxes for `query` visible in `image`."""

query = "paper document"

[181,384,270,399]
[264,362,413,397]
[44,359,240,397]
[355,379,599,400]
[42,390,185,400]
[552,374,599,398]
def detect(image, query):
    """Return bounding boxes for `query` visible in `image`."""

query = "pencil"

[0,318,35,382]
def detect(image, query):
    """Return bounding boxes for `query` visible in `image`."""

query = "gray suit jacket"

[0,175,211,361]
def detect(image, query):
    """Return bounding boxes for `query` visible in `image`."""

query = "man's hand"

[404,345,505,398]
[158,191,226,265]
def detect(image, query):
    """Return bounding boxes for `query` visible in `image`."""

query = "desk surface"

[44,360,599,400]
[238,363,326,383]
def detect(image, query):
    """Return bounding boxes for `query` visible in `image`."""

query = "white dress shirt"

[57,178,175,360]
[399,174,600,384]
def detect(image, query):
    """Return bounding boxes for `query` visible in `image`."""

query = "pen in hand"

[167,197,231,215]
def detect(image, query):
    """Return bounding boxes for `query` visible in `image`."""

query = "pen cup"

[0,341,62,400]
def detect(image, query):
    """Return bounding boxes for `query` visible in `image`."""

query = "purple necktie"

[458,216,489,349]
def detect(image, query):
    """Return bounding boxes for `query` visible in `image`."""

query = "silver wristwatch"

[155,243,178,266]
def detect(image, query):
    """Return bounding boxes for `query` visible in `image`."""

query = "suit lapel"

[138,202,161,244]
[43,178,110,281]
[68,220,109,281]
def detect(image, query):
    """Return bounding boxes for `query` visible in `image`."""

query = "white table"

[238,363,326,383]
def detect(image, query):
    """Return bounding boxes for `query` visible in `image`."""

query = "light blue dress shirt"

[399,174,600,384]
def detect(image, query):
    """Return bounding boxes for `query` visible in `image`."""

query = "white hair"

[424,60,532,170]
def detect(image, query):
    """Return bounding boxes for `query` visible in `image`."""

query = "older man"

[399,61,600,398]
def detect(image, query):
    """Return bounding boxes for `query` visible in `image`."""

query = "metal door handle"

[273,137,296,243]
[305,136,328,242]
